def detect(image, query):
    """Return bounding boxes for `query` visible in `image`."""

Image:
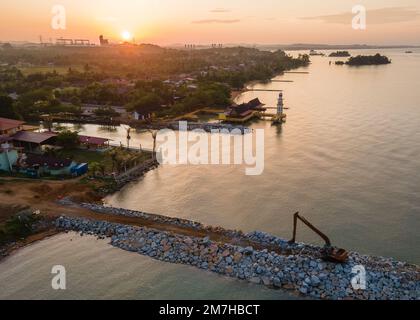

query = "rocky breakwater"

[113,159,159,189]
[78,202,243,237]
[56,216,419,300]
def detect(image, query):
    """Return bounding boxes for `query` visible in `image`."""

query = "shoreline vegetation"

[0,46,310,123]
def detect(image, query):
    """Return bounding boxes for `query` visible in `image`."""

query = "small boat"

[405,51,413,54]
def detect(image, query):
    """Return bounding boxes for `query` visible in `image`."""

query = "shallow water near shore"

[0,233,297,299]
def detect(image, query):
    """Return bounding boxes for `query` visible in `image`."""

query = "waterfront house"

[11,131,57,153]
[0,117,24,136]
[133,104,162,121]
[219,98,266,123]
[0,117,59,153]
[78,135,111,150]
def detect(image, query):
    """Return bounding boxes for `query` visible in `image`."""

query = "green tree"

[89,162,106,177]
[0,95,19,119]
[56,130,80,149]
[93,106,119,118]
[105,148,119,172]
[127,93,162,113]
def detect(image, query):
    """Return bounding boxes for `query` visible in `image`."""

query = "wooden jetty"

[246,89,283,92]
[271,80,294,83]
[284,71,309,74]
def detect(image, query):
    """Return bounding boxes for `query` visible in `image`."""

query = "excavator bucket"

[322,247,349,263]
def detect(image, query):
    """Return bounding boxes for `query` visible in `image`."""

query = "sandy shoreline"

[0,227,60,263]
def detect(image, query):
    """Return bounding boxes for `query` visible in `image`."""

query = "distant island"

[309,50,325,56]
[346,54,391,66]
[329,51,351,57]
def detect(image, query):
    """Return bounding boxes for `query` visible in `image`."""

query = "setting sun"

[121,30,132,41]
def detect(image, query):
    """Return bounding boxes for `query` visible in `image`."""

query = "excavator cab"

[289,212,348,263]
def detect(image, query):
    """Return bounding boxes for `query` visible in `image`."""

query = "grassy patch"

[58,149,112,168]
[57,148,153,174]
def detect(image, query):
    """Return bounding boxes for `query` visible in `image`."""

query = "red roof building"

[0,117,24,136]
[78,135,111,150]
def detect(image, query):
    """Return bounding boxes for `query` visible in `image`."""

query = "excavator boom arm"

[289,212,332,247]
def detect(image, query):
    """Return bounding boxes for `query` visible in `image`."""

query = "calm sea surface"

[0,233,295,299]
[1,48,419,299]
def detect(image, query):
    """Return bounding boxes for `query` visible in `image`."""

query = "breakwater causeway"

[55,203,419,300]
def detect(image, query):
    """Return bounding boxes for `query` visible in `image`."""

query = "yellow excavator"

[289,212,348,263]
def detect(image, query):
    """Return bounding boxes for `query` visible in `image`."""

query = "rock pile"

[56,216,419,300]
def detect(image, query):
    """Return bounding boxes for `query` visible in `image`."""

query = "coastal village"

[0,117,103,176]
[0,41,418,301]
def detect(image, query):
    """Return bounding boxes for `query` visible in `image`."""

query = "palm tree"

[105,148,118,172]
[42,114,54,132]
[98,162,106,176]
[148,129,158,160]
[89,162,101,177]
[121,125,131,150]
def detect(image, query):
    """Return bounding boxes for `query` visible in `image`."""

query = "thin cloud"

[210,8,231,13]
[300,6,420,24]
[192,19,240,24]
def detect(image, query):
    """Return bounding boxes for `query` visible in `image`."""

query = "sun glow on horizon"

[0,1,419,45]
[121,30,132,41]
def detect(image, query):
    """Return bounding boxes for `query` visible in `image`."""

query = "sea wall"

[113,159,159,187]
[78,202,243,237]
[55,215,419,300]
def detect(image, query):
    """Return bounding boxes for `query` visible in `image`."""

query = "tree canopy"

[347,54,391,66]
[0,95,19,119]
[56,130,80,149]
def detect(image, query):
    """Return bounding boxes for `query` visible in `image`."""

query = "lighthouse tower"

[277,92,284,115]
[272,92,286,124]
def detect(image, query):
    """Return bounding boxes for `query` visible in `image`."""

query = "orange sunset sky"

[1,0,419,45]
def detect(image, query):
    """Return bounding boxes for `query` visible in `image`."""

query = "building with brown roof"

[11,131,57,152]
[219,98,266,123]
[0,117,24,136]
